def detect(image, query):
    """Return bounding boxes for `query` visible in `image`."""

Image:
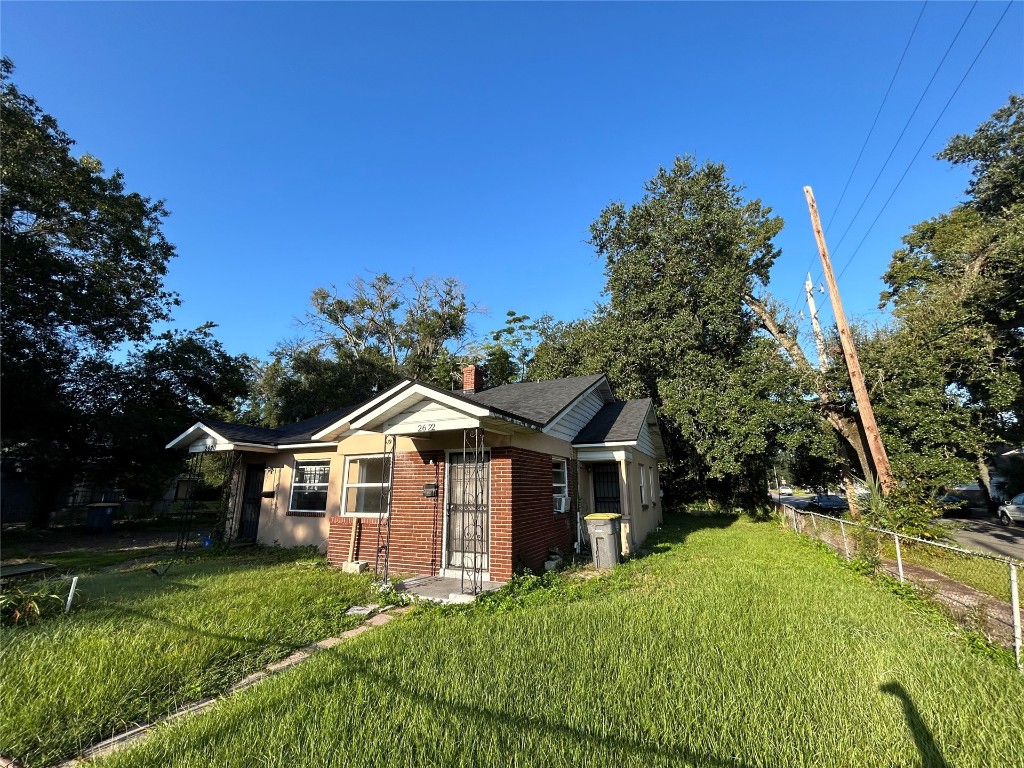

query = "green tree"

[467,310,553,387]
[1,59,248,525]
[250,272,476,424]
[79,326,251,501]
[871,95,1023,504]
[534,157,822,504]
[750,96,1022,524]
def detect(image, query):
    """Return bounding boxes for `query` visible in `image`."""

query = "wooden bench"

[0,562,58,586]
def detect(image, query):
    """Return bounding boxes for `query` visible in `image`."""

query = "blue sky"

[3,1,1021,361]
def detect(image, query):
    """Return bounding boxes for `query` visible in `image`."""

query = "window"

[649,466,657,505]
[342,455,392,517]
[552,458,568,513]
[290,460,331,513]
[639,463,646,504]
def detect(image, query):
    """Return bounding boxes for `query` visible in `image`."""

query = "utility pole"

[805,272,829,371]
[804,186,896,496]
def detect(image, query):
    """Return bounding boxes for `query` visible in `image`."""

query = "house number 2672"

[417,423,436,432]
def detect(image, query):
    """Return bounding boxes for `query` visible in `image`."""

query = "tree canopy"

[533,157,824,504]
[749,95,1023,524]
[246,273,476,426]
[1,59,249,525]
[869,94,1023,502]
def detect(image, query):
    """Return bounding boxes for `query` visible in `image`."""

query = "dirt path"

[782,509,1019,649]
[878,559,1017,648]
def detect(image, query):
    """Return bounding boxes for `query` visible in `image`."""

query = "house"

[166,366,666,583]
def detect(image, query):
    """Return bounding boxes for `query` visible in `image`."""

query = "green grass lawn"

[89,516,1022,768]
[0,548,376,767]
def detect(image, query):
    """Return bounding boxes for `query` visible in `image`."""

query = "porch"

[396,574,504,604]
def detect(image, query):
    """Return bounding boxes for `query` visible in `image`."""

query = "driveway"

[943,516,1024,562]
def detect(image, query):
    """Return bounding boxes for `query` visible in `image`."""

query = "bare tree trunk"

[746,293,875,484]
[976,456,998,512]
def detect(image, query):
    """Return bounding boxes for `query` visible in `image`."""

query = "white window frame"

[553,457,569,514]
[341,453,393,517]
[639,463,646,504]
[289,459,331,513]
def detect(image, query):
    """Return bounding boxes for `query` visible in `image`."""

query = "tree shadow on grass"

[102,603,346,652]
[640,512,740,556]
[880,682,950,768]
[280,646,762,768]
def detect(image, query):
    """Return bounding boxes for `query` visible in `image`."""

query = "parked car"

[938,493,973,518]
[809,494,849,514]
[997,493,1024,526]
[778,485,793,496]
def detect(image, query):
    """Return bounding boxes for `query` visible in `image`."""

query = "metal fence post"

[1011,563,1022,674]
[839,520,850,560]
[893,534,904,583]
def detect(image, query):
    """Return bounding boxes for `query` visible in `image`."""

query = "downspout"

[618,455,632,555]
[571,448,582,554]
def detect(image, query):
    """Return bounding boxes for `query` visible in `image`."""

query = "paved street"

[943,516,1024,562]
[776,494,1024,562]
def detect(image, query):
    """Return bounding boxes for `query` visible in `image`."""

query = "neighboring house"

[166,366,666,583]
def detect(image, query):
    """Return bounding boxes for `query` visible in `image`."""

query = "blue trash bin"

[86,504,116,532]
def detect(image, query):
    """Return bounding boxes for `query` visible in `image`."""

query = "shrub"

[0,581,64,626]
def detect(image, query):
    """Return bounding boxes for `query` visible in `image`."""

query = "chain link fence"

[777,502,1022,673]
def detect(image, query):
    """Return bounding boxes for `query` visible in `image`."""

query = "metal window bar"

[220,452,245,542]
[176,449,208,552]
[459,427,487,596]
[373,435,397,585]
[780,502,1023,674]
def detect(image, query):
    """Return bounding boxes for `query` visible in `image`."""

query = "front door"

[238,463,265,541]
[446,451,490,571]
[592,463,621,513]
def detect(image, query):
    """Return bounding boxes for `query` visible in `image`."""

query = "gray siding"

[637,418,657,459]
[546,389,606,442]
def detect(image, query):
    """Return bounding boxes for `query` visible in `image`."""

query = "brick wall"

[504,446,574,576]
[327,445,572,583]
[328,450,446,577]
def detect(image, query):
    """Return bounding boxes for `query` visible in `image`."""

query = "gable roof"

[460,374,608,427]
[165,406,358,450]
[206,407,358,446]
[572,398,653,445]
[167,373,666,456]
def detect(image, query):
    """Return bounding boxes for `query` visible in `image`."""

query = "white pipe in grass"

[65,575,79,613]
[893,534,904,583]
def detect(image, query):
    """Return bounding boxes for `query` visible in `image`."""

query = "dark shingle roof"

[202,406,357,447]
[573,399,653,445]
[460,374,607,426]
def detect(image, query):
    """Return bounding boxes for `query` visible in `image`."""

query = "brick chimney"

[462,364,483,394]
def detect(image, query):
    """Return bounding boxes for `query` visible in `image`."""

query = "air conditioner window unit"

[554,495,570,514]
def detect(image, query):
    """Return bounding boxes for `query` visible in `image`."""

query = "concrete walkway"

[396,574,503,603]
[61,605,411,766]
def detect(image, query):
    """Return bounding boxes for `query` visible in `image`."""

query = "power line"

[926,283,1024,345]
[786,2,941,315]
[836,0,1014,280]
[827,1,979,260]
[825,1,929,234]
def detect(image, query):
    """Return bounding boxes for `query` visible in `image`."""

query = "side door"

[238,463,266,541]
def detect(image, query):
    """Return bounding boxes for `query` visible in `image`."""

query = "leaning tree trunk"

[745,293,875,486]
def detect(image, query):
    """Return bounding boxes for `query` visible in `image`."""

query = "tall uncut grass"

[97,517,1023,768]
[0,550,374,766]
